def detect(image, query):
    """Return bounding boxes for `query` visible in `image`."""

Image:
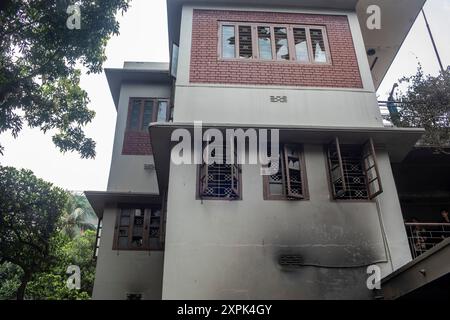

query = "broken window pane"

[265,145,306,199]
[258,26,272,60]
[310,29,327,62]
[327,139,383,200]
[284,145,304,199]
[293,28,309,62]
[274,27,289,60]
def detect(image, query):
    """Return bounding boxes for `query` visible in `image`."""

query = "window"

[258,26,273,60]
[263,144,308,200]
[326,138,383,200]
[93,218,102,260]
[310,28,327,62]
[274,27,290,60]
[170,42,179,78]
[221,25,236,58]
[126,98,169,132]
[198,145,241,200]
[113,207,163,250]
[293,27,309,62]
[220,22,329,63]
[238,25,253,58]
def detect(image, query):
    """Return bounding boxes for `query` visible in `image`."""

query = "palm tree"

[60,192,97,239]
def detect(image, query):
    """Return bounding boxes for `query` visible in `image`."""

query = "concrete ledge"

[380,238,450,299]
[85,191,161,218]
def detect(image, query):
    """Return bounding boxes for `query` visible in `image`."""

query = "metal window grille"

[405,222,450,259]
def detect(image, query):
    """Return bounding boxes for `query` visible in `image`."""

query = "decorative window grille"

[199,145,241,200]
[327,137,382,200]
[264,144,308,200]
[113,207,164,250]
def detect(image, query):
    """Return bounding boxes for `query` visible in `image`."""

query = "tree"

[60,192,97,239]
[395,65,450,153]
[25,230,97,300]
[0,166,68,299]
[0,0,130,158]
[0,262,22,300]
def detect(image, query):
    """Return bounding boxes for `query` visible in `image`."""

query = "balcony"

[379,101,450,129]
[405,222,450,259]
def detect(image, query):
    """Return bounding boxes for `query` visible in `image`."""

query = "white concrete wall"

[92,206,164,300]
[107,83,171,193]
[161,146,411,299]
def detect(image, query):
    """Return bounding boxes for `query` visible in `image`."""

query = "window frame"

[112,206,164,251]
[325,137,383,202]
[218,21,331,65]
[196,143,243,201]
[263,144,309,201]
[93,218,102,260]
[126,97,170,133]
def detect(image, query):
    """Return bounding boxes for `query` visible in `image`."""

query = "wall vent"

[144,164,155,170]
[279,255,303,268]
[126,293,142,300]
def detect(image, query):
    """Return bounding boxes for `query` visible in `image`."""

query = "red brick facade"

[190,10,363,88]
[122,131,152,155]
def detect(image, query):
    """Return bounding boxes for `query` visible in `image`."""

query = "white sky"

[0,0,449,191]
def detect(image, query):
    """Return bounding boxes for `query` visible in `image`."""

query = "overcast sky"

[1,0,449,191]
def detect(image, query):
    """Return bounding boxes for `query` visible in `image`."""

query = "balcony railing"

[405,222,450,259]
[378,101,450,128]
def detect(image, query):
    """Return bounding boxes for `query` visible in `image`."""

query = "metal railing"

[404,222,450,259]
[378,101,450,128]
[378,101,400,126]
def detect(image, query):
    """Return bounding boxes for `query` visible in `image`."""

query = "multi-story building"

[86,0,450,300]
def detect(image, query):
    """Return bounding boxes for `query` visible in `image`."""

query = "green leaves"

[0,166,97,299]
[396,65,450,153]
[25,231,97,300]
[1,0,130,158]
[60,192,97,239]
[0,165,68,298]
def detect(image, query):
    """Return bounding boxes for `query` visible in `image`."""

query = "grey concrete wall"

[160,5,412,299]
[107,83,171,193]
[92,207,164,300]
[162,146,411,299]
[93,82,170,299]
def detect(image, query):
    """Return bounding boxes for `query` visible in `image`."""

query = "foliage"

[0,165,68,299]
[0,0,130,157]
[396,65,450,152]
[0,262,22,300]
[0,229,97,300]
[26,230,96,300]
[60,192,97,239]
